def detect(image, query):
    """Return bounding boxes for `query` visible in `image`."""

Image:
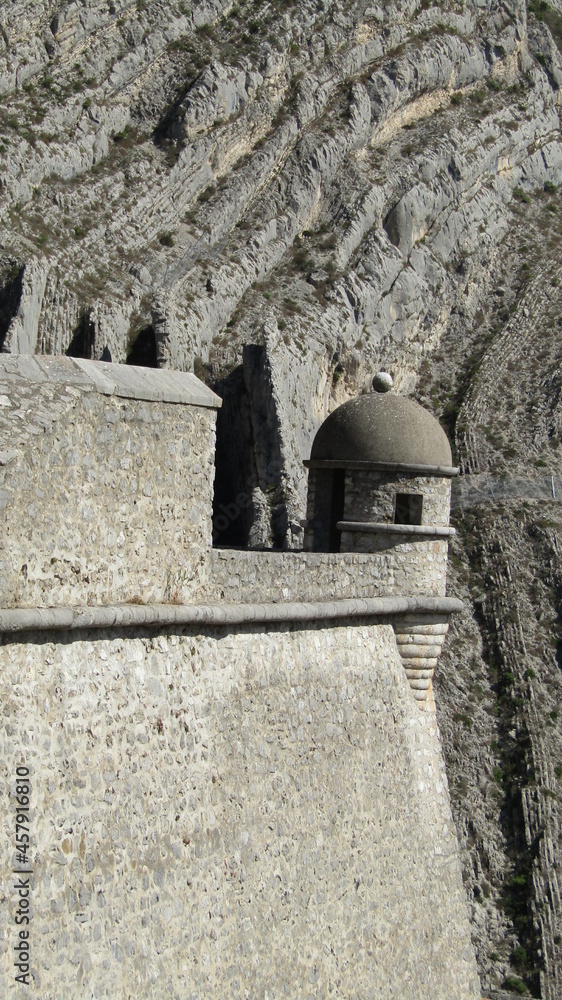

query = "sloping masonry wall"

[0,357,481,998]
[1,620,480,1000]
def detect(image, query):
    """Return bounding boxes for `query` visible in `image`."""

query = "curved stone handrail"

[0,596,463,634]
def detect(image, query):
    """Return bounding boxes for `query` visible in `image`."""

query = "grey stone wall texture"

[0,358,218,609]
[342,470,452,528]
[0,358,481,998]
[209,548,449,602]
[1,622,480,1000]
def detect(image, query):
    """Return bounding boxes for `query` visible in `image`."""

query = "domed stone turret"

[310,389,453,469]
[303,375,457,555]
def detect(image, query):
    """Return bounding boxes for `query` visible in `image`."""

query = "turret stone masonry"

[0,355,481,999]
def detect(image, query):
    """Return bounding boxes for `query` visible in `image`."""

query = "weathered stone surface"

[0,621,480,999]
[0,355,480,996]
[0,360,218,608]
[309,392,453,467]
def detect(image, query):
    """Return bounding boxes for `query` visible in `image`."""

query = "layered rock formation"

[1,0,562,995]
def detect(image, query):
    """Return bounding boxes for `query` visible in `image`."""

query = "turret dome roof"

[310,391,453,469]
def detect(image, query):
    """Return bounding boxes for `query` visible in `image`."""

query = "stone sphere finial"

[372,371,393,393]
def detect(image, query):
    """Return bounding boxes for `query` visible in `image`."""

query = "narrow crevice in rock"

[0,262,24,352]
[242,343,288,548]
[212,365,257,548]
[211,349,290,550]
[126,325,158,368]
[65,310,96,360]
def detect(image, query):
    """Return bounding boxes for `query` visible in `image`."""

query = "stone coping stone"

[0,355,221,408]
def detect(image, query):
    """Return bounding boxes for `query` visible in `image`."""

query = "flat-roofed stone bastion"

[0,356,480,999]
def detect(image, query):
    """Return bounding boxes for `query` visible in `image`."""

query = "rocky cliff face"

[1,0,562,995]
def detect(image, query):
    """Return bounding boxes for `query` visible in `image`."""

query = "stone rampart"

[0,618,480,999]
[0,357,480,998]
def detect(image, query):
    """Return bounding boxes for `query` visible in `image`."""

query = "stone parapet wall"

[0,619,480,999]
[339,529,449,592]
[211,543,448,600]
[0,357,452,611]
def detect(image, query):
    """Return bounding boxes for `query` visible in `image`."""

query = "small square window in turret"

[395,493,423,526]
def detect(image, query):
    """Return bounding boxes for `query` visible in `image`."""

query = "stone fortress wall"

[2,620,479,1000]
[209,547,448,602]
[0,355,217,609]
[0,358,481,999]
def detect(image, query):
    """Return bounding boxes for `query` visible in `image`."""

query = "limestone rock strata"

[7,0,554,549]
